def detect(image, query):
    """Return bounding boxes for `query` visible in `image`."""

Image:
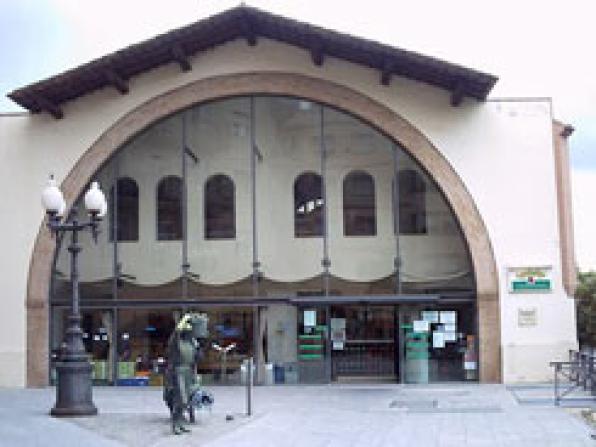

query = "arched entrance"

[26,72,500,386]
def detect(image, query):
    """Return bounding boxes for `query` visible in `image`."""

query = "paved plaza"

[0,384,593,446]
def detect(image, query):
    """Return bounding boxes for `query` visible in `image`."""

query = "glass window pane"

[398,169,427,234]
[109,177,139,242]
[191,306,254,385]
[157,176,183,241]
[395,152,474,294]
[117,308,175,385]
[256,97,324,299]
[325,106,396,295]
[115,114,183,300]
[294,172,323,237]
[205,174,235,239]
[343,171,376,236]
[185,97,252,297]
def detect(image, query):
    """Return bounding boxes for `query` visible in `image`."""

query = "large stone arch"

[26,72,500,386]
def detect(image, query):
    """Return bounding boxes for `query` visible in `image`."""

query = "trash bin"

[273,364,285,384]
[264,363,274,385]
[284,362,298,384]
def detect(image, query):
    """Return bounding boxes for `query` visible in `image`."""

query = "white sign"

[304,310,317,327]
[464,361,477,370]
[440,311,456,324]
[422,311,439,323]
[332,341,344,350]
[432,332,445,348]
[413,320,430,333]
[444,323,456,333]
[444,332,457,343]
[330,318,346,330]
[518,307,538,327]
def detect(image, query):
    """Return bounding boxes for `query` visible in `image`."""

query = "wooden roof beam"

[244,30,258,46]
[310,40,324,66]
[450,80,465,107]
[31,93,63,119]
[311,48,324,66]
[380,60,393,86]
[240,10,257,45]
[171,44,192,72]
[561,125,575,138]
[104,69,129,94]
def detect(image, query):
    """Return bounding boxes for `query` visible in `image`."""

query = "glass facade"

[50,95,477,385]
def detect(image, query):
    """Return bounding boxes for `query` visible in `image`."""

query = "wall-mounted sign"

[422,311,439,323]
[304,310,317,327]
[413,320,430,333]
[508,266,552,293]
[518,307,538,327]
[330,318,346,350]
[439,311,456,324]
[432,331,445,348]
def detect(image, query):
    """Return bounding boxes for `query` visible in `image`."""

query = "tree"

[576,271,596,347]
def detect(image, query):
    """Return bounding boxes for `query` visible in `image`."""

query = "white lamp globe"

[41,176,65,214]
[84,181,106,215]
[57,196,66,217]
[98,198,107,218]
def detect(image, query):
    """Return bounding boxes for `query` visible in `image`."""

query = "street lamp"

[42,175,106,417]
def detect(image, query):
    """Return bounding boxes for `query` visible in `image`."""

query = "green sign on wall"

[511,278,551,291]
[508,267,552,293]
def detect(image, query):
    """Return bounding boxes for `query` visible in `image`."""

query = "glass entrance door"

[330,305,396,381]
[297,306,328,383]
[398,304,479,383]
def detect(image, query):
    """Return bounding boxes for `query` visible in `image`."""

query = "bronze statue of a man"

[163,313,210,435]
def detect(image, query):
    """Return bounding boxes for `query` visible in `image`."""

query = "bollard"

[246,357,253,416]
[582,353,588,389]
[222,351,227,385]
[587,354,596,396]
[554,362,560,406]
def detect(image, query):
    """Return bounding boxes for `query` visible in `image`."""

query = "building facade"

[0,6,577,387]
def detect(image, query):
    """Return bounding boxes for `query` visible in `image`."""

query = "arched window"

[205,174,235,239]
[157,176,183,241]
[109,177,139,242]
[398,169,427,234]
[294,172,323,237]
[343,171,376,236]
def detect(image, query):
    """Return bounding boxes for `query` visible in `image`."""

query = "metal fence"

[550,348,596,406]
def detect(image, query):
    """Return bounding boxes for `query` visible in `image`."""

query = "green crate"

[92,360,108,380]
[118,361,135,379]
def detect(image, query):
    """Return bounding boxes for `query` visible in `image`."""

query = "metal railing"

[550,348,596,406]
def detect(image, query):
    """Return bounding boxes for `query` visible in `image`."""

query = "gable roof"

[7,5,498,118]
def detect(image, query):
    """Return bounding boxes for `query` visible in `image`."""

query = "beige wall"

[0,37,577,386]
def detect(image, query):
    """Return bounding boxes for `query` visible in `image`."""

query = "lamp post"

[42,175,107,417]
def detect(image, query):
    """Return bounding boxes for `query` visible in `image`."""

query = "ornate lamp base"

[50,360,98,417]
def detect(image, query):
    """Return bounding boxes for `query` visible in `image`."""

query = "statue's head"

[176,313,209,339]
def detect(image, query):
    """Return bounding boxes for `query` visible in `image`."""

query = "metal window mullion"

[392,145,402,294]
[113,156,119,301]
[112,307,118,384]
[320,106,330,296]
[250,96,260,296]
[250,96,260,384]
[181,112,189,300]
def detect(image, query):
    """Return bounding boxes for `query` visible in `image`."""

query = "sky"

[1,0,595,269]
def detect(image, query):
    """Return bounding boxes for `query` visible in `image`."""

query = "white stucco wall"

[0,38,577,386]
